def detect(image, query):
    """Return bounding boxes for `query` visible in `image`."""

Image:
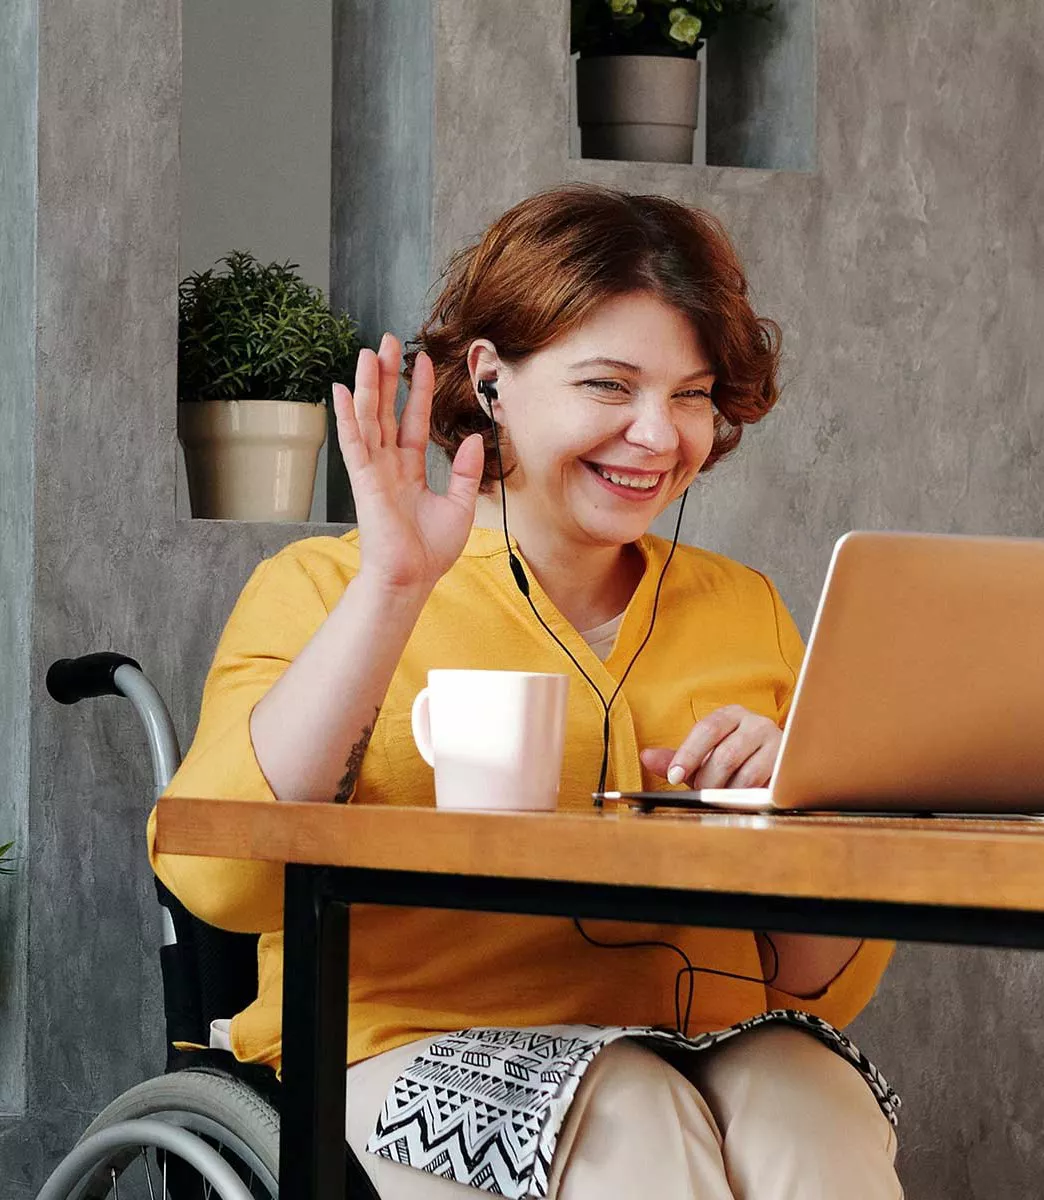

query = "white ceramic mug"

[410,669,570,811]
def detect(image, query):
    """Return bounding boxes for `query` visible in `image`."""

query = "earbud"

[476,378,499,414]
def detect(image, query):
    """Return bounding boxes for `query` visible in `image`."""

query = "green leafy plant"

[178,251,359,405]
[0,841,15,875]
[571,0,772,57]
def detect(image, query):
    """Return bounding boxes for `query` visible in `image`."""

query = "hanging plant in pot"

[572,0,773,164]
[177,251,359,521]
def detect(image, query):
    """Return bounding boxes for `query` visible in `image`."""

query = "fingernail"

[667,765,686,785]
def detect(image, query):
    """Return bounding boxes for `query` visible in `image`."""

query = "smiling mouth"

[583,461,667,495]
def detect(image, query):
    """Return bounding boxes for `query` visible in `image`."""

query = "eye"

[675,389,714,407]
[582,379,630,401]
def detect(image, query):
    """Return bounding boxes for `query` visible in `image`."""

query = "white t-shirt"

[579,611,625,662]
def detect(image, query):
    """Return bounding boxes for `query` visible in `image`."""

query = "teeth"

[594,465,661,490]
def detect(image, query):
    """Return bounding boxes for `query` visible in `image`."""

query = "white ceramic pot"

[178,399,327,521]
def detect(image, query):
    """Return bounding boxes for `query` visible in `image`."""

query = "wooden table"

[156,798,1044,1200]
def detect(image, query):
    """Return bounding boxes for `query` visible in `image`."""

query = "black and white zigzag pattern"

[366,1012,900,1199]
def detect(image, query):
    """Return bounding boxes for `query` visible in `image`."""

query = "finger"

[639,747,676,781]
[725,742,778,789]
[397,351,434,456]
[331,382,369,475]
[443,432,485,512]
[353,348,383,449]
[376,332,402,448]
[665,706,745,785]
[691,727,766,789]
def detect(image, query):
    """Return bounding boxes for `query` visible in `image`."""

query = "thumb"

[444,432,485,510]
[640,747,677,781]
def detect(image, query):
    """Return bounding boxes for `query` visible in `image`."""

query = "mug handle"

[411,687,435,767]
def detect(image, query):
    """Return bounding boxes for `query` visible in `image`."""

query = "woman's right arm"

[249,334,485,804]
[248,571,427,803]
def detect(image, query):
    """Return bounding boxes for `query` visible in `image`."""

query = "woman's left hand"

[640,705,783,788]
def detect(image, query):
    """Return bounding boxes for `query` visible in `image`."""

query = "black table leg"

[281,864,349,1200]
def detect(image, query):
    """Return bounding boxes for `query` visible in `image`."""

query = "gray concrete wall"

[179,0,332,294]
[328,0,434,520]
[706,0,816,171]
[0,0,37,1128]
[419,1,1044,1196]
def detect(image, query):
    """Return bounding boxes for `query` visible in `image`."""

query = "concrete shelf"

[175,517,354,565]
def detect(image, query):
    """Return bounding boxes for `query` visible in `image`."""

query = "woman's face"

[486,290,717,551]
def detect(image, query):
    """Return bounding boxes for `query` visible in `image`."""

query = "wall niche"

[569,0,815,172]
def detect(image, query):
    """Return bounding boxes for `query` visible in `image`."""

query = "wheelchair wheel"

[47,1069,280,1200]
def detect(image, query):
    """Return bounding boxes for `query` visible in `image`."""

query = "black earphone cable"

[480,378,782,1035]
[572,918,781,1036]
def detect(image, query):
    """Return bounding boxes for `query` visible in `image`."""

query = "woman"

[149,184,901,1198]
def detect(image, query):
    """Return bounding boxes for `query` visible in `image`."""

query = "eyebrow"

[567,356,716,382]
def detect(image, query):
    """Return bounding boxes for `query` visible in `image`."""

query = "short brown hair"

[405,183,781,491]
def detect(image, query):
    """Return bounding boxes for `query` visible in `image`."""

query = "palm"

[332,336,484,592]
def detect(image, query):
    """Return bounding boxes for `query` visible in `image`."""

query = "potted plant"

[178,251,359,521]
[572,0,772,164]
[0,842,14,875]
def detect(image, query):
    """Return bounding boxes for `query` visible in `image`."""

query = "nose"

[624,398,680,457]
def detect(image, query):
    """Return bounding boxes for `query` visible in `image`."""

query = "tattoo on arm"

[333,707,380,804]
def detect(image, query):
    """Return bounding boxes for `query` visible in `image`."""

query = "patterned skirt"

[366,1009,899,1199]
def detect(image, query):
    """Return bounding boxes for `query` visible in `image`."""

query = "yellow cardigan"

[147,527,892,1072]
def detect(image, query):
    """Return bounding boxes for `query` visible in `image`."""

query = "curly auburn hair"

[404,183,781,492]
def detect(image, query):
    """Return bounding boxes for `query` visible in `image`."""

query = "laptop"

[599,531,1044,815]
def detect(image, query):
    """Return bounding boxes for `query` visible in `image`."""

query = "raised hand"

[332,333,485,594]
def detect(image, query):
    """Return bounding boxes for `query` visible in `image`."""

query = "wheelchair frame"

[41,652,379,1200]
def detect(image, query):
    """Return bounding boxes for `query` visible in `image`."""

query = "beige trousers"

[345,1025,902,1199]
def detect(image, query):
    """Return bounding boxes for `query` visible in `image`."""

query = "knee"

[567,1037,719,1153]
[698,1025,896,1159]
[550,1038,724,1197]
[688,1026,902,1200]
[576,1038,685,1124]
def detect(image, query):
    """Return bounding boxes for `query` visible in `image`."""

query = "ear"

[467,339,500,411]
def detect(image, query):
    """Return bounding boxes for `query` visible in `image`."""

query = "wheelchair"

[41,653,380,1200]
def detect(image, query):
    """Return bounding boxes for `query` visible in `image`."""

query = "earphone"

[477,376,495,414]
[475,373,779,1033]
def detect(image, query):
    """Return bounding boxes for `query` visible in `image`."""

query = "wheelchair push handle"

[47,652,182,795]
[46,652,143,704]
